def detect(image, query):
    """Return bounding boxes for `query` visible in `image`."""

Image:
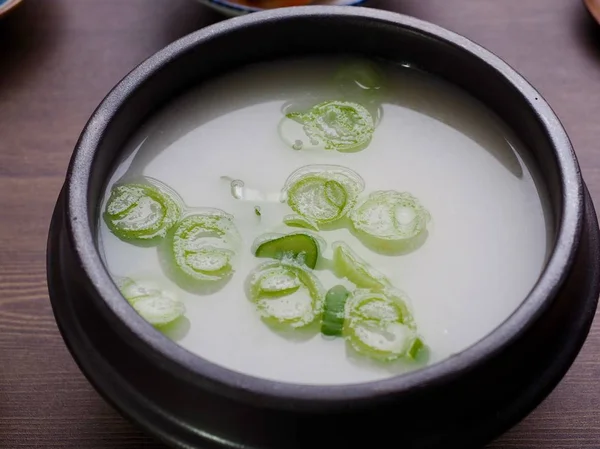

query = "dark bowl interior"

[49,6,598,449]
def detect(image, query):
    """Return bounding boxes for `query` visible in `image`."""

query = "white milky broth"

[98,57,550,385]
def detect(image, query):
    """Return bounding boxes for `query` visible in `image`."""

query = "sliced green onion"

[252,231,322,269]
[350,191,430,252]
[170,209,240,282]
[282,164,364,226]
[286,100,374,152]
[406,336,425,360]
[344,288,423,361]
[324,180,347,208]
[118,278,185,327]
[348,320,416,361]
[347,288,410,323]
[321,285,350,337]
[334,60,384,101]
[331,241,391,291]
[283,214,319,231]
[257,269,302,297]
[103,177,182,243]
[248,261,325,328]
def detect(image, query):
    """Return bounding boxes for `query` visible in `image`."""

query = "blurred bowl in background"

[195,0,366,16]
[0,0,23,18]
[585,0,600,24]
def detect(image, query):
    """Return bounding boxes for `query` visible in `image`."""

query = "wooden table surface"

[1,0,599,447]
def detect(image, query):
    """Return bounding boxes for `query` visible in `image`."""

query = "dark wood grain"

[0,1,599,447]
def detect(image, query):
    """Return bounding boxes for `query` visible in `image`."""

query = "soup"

[98,57,549,385]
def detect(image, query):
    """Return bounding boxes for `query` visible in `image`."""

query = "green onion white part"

[103,177,182,242]
[170,209,241,282]
[118,278,185,327]
[281,164,365,226]
[248,260,325,328]
[350,190,430,251]
[286,100,374,152]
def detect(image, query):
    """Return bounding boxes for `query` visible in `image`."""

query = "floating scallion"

[118,278,185,328]
[252,231,322,269]
[344,288,423,361]
[321,285,350,337]
[286,100,374,152]
[334,60,384,102]
[350,190,430,252]
[332,241,391,291]
[282,164,364,226]
[283,214,319,231]
[248,260,325,328]
[170,209,240,282]
[103,177,182,243]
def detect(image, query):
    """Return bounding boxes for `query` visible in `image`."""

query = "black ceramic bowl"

[47,6,600,449]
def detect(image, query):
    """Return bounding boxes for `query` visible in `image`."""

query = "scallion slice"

[252,231,322,269]
[282,164,364,226]
[344,288,423,361]
[118,278,185,328]
[334,60,384,102]
[321,285,350,337]
[350,190,430,252]
[248,261,325,328]
[103,177,182,243]
[286,100,374,152]
[283,214,319,231]
[331,241,391,291]
[170,209,240,282]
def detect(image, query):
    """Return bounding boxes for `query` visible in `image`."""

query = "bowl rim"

[64,5,583,407]
[0,0,23,17]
